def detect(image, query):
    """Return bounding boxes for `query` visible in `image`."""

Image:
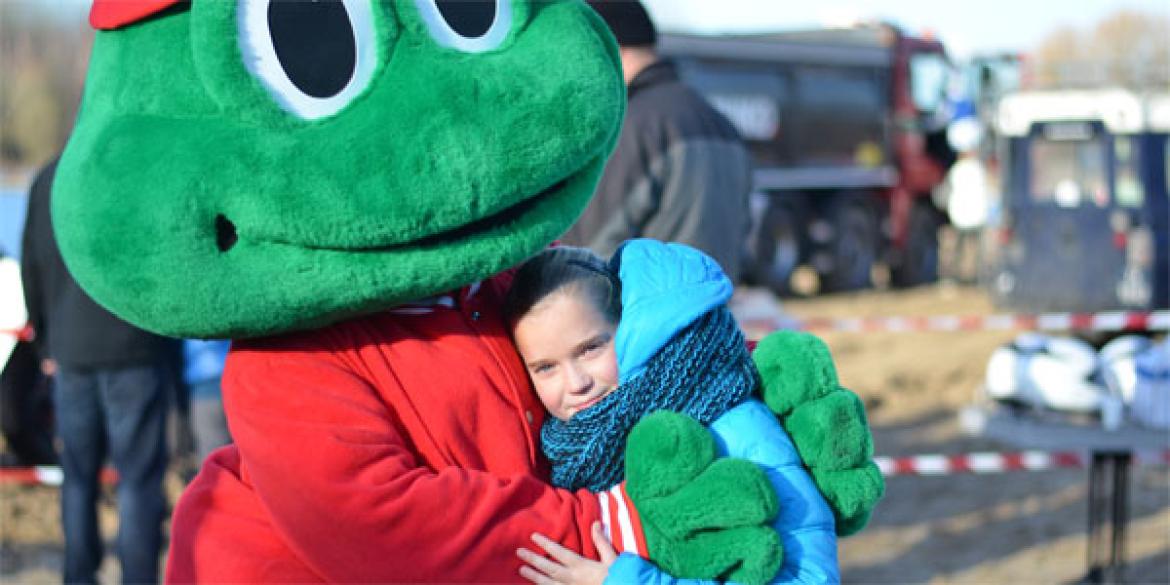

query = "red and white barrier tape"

[876,449,1170,477]
[4,450,1167,485]
[0,324,35,342]
[0,466,118,487]
[742,310,1170,336]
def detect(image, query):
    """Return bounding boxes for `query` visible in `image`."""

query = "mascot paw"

[657,526,783,585]
[625,411,781,582]
[752,330,885,536]
[810,462,885,537]
[784,389,874,471]
[752,330,838,416]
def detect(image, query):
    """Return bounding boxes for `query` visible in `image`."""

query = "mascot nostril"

[215,215,238,252]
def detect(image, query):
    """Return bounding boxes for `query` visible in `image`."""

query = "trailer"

[659,25,955,292]
[990,89,1169,313]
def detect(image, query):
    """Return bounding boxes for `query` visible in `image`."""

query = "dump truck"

[660,24,956,291]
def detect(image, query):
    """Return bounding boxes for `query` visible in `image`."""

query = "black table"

[961,404,1169,584]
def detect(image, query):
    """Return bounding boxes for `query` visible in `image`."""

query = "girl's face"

[513,290,619,421]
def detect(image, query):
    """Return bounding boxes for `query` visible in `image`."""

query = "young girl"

[505,240,839,585]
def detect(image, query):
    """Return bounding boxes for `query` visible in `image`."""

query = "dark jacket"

[563,60,752,281]
[20,157,176,370]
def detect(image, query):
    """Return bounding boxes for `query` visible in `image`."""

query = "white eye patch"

[413,0,513,53]
[238,0,379,120]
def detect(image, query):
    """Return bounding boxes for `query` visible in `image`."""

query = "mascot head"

[53,0,624,338]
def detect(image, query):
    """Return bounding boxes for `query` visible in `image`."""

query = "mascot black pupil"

[267,0,357,98]
[436,0,497,38]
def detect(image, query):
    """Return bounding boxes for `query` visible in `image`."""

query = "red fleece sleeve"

[224,344,602,582]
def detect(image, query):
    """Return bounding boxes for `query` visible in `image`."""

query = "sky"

[642,0,1169,58]
[24,0,1170,58]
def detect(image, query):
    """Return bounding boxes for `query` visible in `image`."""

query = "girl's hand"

[517,521,617,585]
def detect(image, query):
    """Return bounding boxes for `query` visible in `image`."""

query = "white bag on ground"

[1100,335,1154,403]
[985,333,1105,413]
[1131,340,1170,430]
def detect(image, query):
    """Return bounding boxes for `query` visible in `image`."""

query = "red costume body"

[166,275,602,582]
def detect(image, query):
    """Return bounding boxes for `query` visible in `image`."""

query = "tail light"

[1113,231,1128,250]
[1110,211,1133,250]
[997,227,1014,246]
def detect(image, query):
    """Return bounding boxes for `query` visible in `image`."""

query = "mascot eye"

[238,0,379,120]
[414,0,513,53]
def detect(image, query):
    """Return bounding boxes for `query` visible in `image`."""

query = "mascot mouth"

[411,177,568,249]
[212,174,577,254]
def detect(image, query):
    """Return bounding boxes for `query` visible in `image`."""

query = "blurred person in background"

[937,117,991,283]
[1,246,57,467]
[181,338,232,465]
[21,156,178,584]
[562,0,753,281]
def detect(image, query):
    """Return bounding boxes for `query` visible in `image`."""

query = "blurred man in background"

[21,156,177,584]
[563,0,753,281]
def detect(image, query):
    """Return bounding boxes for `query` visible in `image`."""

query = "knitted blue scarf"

[541,306,757,491]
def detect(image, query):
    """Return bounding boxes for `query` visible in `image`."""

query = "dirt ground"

[772,284,1170,584]
[2,283,1167,583]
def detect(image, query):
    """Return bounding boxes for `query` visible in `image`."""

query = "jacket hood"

[612,239,732,382]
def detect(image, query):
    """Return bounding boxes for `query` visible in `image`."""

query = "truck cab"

[991,90,1169,312]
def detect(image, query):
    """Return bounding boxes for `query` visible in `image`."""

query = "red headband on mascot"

[90,0,182,30]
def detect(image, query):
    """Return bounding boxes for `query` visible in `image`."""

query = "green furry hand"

[624,411,782,585]
[752,330,886,536]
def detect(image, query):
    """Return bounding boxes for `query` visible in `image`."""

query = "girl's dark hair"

[505,247,622,326]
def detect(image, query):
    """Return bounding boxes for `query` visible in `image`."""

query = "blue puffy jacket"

[605,240,838,584]
[182,339,230,388]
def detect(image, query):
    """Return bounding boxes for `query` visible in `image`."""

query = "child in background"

[505,240,838,585]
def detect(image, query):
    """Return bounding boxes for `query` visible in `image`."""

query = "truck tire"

[892,201,941,287]
[824,200,877,292]
[750,200,803,295]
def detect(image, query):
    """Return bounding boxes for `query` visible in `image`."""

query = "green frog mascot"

[53,0,882,582]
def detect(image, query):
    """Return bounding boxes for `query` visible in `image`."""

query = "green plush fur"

[626,411,782,585]
[753,330,886,536]
[753,330,838,415]
[782,390,874,472]
[810,462,885,537]
[53,0,624,338]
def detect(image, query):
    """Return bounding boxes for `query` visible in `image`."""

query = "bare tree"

[1031,9,1169,90]
[1090,10,1170,89]
[1031,26,1087,88]
[0,2,93,170]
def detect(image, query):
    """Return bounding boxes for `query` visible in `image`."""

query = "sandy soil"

[2,284,1167,583]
